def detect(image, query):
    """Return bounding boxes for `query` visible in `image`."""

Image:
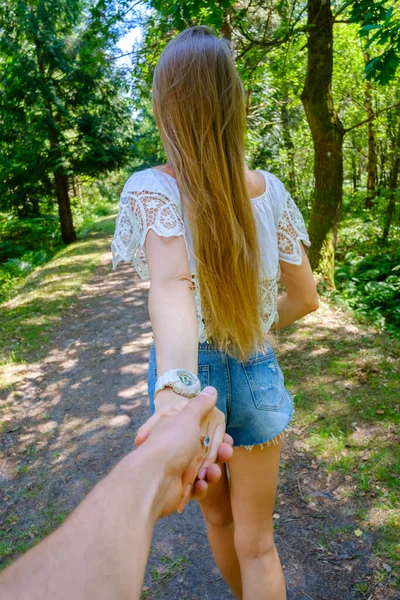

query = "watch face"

[177,370,197,387]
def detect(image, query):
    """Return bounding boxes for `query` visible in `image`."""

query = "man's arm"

[0,388,233,600]
[1,447,162,600]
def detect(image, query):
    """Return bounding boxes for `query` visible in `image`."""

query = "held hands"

[135,387,232,516]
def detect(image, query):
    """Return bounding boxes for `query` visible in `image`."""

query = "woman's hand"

[135,387,232,508]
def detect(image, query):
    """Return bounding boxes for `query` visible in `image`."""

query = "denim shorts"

[147,340,294,448]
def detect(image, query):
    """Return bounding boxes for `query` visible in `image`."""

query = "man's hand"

[0,387,232,600]
[137,387,233,517]
[135,387,190,444]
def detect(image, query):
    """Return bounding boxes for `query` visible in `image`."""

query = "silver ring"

[201,435,210,448]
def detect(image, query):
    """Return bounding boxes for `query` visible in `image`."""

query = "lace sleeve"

[111,187,186,280]
[276,190,311,265]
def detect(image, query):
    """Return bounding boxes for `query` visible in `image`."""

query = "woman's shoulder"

[121,167,180,203]
[252,170,289,224]
[257,170,286,196]
[121,167,160,191]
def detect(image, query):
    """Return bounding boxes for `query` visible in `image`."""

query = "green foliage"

[332,199,400,335]
[0,0,136,219]
[349,0,400,84]
[126,3,400,334]
[0,215,62,301]
[0,212,116,368]
[149,0,234,30]
[1,1,399,336]
[0,175,121,302]
[335,249,400,333]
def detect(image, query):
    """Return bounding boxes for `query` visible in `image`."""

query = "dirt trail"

[0,253,397,599]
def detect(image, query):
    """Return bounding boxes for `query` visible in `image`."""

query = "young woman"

[111,24,318,600]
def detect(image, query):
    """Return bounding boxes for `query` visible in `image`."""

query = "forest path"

[0,250,398,600]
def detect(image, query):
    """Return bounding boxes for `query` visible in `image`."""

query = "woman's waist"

[150,338,276,362]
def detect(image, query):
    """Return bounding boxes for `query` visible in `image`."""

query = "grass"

[0,211,117,390]
[1,186,399,592]
[0,185,120,302]
[149,554,189,584]
[280,302,400,583]
[0,200,120,572]
[0,502,68,569]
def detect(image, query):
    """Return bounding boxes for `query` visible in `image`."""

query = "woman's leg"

[228,438,286,600]
[198,463,243,599]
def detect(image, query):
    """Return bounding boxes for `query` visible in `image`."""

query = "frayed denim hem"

[232,404,295,452]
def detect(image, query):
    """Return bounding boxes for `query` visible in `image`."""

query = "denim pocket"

[154,365,210,391]
[241,352,285,411]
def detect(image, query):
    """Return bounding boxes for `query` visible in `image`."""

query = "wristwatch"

[155,369,201,398]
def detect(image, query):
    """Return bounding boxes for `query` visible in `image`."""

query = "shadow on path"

[0,254,398,599]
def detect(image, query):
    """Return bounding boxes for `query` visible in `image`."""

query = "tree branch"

[236,20,311,49]
[111,50,139,60]
[234,2,309,50]
[120,1,142,18]
[333,0,356,20]
[344,102,400,134]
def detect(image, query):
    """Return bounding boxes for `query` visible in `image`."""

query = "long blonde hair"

[152,25,265,360]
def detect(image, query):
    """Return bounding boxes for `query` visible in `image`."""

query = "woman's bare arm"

[145,230,198,409]
[146,231,198,373]
[273,244,319,330]
[136,230,227,495]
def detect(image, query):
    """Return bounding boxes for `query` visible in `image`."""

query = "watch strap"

[155,369,201,398]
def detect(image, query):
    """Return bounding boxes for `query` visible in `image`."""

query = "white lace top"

[111,167,311,342]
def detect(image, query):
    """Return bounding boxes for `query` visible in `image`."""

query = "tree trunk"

[34,36,76,244]
[245,88,252,117]
[72,175,83,204]
[220,9,233,41]
[300,0,344,286]
[48,121,77,244]
[378,148,387,193]
[281,94,297,193]
[55,170,76,244]
[381,156,399,243]
[351,151,358,192]
[364,53,377,209]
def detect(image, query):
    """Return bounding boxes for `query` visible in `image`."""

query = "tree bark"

[300,0,344,286]
[34,35,76,244]
[47,116,77,244]
[351,151,358,192]
[220,9,233,41]
[72,175,83,204]
[381,155,399,243]
[281,94,297,193]
[364,52,377,209]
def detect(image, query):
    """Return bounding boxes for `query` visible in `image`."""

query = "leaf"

[385,6,394,23]
[354,529,363,537]
[361,24,382,32]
